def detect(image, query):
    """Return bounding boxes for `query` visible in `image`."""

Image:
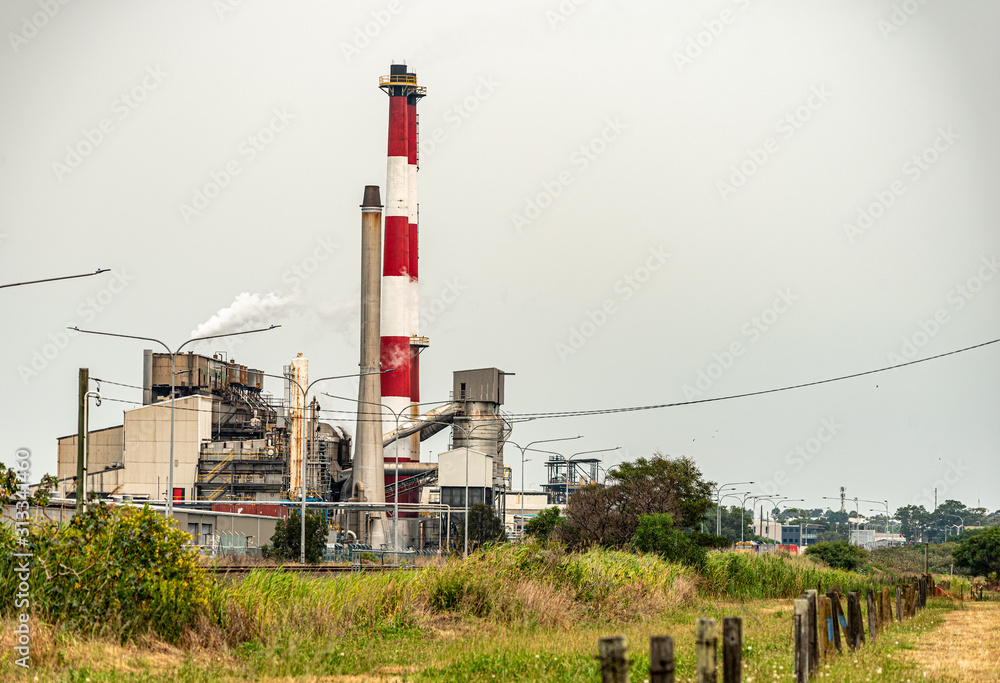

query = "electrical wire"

[503,336,1000,421]
[87,336,999,424]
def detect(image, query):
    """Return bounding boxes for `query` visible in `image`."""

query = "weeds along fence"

[595,573,940,682]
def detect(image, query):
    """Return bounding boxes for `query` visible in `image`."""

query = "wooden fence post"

[847,591,865,648]
[895,586,902,621]
[804,590,819,672]
[722,617,742,683]
[826,591,844,653]
[696,618,718,683]
[650,636,675,683]
[819,595,834,660]
[866,588,878,640]
[793,599,809,683]
[882,587,892,627]
[599,636,629,683]
[918,576,927,609]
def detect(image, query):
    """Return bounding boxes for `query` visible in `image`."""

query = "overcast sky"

[3,0,998,516]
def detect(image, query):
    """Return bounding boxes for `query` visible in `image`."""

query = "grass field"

[0,545,981,682]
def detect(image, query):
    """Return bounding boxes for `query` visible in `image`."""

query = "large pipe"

[356,185,387,549]
[382,401,462,447]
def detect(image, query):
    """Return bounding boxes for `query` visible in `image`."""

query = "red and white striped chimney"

[379,64,426,467]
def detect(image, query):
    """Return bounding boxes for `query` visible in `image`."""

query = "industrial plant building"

[54,64,529,551]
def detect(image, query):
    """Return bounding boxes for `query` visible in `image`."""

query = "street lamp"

[263,370,378,566]
[451,418,507,560]
[502,436,582,539]
[856,498,891,533]
[713,481,754,536]
[72,324,280,519]
[745,494,780,543]
[762,498,804,539]
[543,447,621,506]
[323,391,453,557]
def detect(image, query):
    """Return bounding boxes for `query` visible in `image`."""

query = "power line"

[88,336,1000,425]
[0,268,109,289]
[505,336,1000,421]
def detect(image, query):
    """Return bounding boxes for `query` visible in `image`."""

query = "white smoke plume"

[191,291,299,338]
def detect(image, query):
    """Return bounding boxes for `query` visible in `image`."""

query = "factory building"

[53,65,524,551]
[57,351,351,504]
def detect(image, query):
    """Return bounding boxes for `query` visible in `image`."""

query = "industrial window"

[459,383,466,399]
[187,523,200,545]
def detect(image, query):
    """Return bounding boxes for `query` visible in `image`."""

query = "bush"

[804,540,869,571]
[524,507,565,541]
[262,509,328,564]
[953,527,1000,577]
[631,513,726,569]
[0,502,211,642]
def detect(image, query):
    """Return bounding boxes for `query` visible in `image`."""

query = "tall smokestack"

[406,76,425,462]
[379,65,425,466]
[356,185,386,548]
[288,353,308,495]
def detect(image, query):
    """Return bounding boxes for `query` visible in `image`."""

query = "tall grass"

[213,543,697,644]
[701,551,886,600]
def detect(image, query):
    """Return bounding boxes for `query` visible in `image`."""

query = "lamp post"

[762,498,804,540]
[718,491,750,540]
[745,494,779,542]
[325,393,468,557]
[72,324,280,519]
[713,481,754,536]
[855,497,891,534]
[264,370,380,566]
[557,447,621,505]
[451,418,506,559]
[503,436,582,538]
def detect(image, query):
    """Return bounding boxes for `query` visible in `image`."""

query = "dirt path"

[906,602,1000,682]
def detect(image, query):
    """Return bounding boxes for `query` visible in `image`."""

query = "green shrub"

[630,513,724,569]
[804,540,869,571]
[0,502,211,642]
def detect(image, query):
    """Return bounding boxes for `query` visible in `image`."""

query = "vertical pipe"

[357,185,387,549]
[142,349,153,405]
[77,368,88,511]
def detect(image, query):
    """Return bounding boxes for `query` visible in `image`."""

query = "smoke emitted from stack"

[191,291,298,338]
[355,185,386,548]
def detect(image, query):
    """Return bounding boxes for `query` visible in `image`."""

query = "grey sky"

[2,1,997,515]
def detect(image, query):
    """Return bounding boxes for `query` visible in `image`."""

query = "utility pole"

[76,368,88,512]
